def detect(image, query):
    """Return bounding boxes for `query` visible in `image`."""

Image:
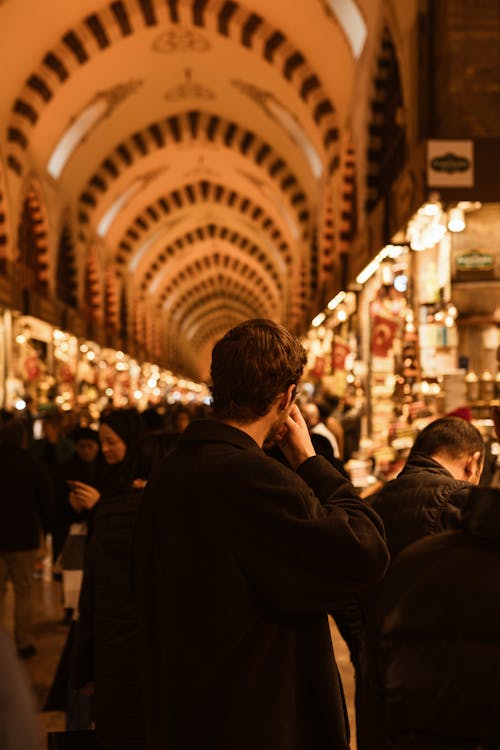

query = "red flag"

[371,315,399,357]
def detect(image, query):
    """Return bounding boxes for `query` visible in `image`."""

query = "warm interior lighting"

[337,306,348,322]
[407,202,448,251]
[447,207,466,232]
[312,312,326,327]
[355,245,404,285]
[327,291,346,310]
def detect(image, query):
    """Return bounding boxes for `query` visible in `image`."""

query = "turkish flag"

[371,315,399,357]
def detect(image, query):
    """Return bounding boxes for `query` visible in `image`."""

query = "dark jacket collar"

[399,452,456,480]
[180,419,261,451]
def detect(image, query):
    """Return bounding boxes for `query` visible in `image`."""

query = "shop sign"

[427,140,474,187]
[456,250,494,271]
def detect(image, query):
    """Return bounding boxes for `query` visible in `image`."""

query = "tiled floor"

[3,578,357,749]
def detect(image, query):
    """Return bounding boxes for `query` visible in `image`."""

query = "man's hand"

[277,404,316,470]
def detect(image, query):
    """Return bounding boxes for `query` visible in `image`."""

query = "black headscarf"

[99,408,145,494]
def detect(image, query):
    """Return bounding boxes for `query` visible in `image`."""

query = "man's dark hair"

[410,416,484,461]
[210,318,307,422]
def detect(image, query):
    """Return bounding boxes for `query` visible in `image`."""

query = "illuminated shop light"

[325,0,367,58]
[356,244,404,284]
[327,291,346,310]
[337,306,348,322]
[447,207,465,232]
[422,202,440,217]
[312,312,326,327]
[394,274,408,293]
[15,398,27,411]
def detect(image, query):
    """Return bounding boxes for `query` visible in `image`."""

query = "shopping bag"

[47,730,96,749]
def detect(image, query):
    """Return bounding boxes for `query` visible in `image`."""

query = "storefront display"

[7,315,55,411]
[52,328,78,411]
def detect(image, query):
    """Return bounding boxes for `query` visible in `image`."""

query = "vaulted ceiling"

[0,0,414,381]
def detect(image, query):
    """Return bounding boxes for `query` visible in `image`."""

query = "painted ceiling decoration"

[0,0,409,382]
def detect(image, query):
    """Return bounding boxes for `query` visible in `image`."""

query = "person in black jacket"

[337,417,485,665]
[0,416,53,658]
[370,415,485,558]
[71,409,161,750]
[133,318,389,750]
[359,485,500,750]
[353,416,486,747]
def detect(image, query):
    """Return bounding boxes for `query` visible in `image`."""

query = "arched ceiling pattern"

[0,0,409,381]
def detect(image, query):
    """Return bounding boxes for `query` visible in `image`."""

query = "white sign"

[427,140,474,188]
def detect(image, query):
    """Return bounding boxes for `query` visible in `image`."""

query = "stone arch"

[132,221,283,295]
[6,0,339,176]
[78,110,310,229]
[115,180,293,266]
[157,261,276,319]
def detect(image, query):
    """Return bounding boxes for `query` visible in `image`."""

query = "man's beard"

[263,409,288,450]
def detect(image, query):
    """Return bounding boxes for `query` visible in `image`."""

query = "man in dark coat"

[353,416,486,748]
[359,485,500,750]
[338,417,484,666]
[370,415,485,558]
[133,318,389,750]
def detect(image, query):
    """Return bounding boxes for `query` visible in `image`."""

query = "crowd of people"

[0,318,499,749]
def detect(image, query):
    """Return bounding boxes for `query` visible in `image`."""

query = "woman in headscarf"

[70,408,148,749]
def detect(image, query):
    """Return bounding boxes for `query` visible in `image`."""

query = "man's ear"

[279,384,296,411]
[464,451,482,482]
